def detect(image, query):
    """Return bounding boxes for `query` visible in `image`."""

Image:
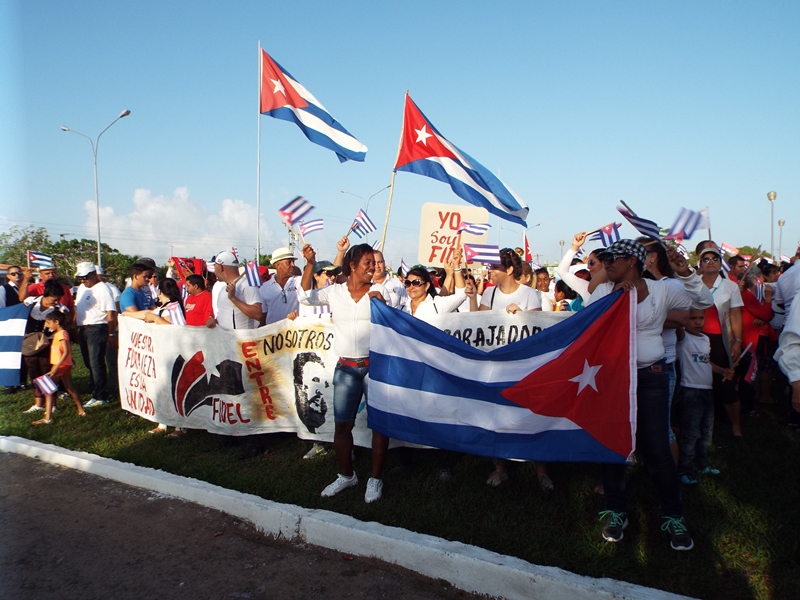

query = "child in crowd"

[675,309,727,484]
[32,309,86,425]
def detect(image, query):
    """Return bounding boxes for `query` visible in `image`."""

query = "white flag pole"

[256,41,263,261]
[379,91,409,253]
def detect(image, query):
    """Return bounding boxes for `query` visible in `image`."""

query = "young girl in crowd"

[31,309,86,425]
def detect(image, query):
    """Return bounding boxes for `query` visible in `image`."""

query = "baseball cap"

[214,251,239,267]
[95,266,104,275]
[698,247,722,258]
[75,262,96,278]
[271,247,296,263]
[597,240,647,266]
[313,260,334,274]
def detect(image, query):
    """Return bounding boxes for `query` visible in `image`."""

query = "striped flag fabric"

[245,260,261,287]
[720,242,739,256]
[780,254,791,263]
[351,209,377,238]
[676,244,691,261]
[33,374,58,396]
[367,290,636,463]
[0,303,32,386]
[165,302,187,326]
[27,251,54,268]
[456,221,492,235]
[463,243,501,264]
[299,218,324,236]
[617,207,661,240]
[371,240,382,251]
[574,247,585,260]
[259,47,367,162]
[394,94,528,227]
[278,196,315,226]
[588,223,622,247]
[666,207,709,240]
[523,231,532,262]
[399,258,411,277]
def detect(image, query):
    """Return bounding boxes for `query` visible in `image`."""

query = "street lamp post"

[340,185,390,241]
[778,219,786,260]
[60,109,131,267]
[559,240,565,261]
[767,191,777,260]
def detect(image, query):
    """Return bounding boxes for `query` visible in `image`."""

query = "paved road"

[0,452,484,600]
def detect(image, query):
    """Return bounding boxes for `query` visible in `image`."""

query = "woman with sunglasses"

[480,248,541,314]
[557,232,606,304]
[589,239,694,551]
[401,250,466,319]
[697,245,745,441]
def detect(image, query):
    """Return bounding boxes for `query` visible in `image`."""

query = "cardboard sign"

[417,202,489,266]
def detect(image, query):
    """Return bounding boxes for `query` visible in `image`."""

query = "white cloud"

[86,188,276,263]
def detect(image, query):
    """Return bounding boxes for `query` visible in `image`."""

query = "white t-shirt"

[708,275,744,313]
[677,332,713,389]
[75,282,117,326]
[480,283,541,312]
[589,279,692,368]
[298,282,388,358]
[212,278,262,330]
[260,275,300,324]
[538,289,554,312]
[778,262,800,315]
[375,274,407,308]
[401,287,466,322]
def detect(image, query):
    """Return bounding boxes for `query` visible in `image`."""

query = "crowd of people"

[3,230,800,553]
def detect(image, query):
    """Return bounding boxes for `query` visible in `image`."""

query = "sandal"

[148,426,167,434]
[31,419,53,426]
[165,430,187,439]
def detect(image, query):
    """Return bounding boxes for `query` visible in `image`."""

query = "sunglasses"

[7,271,22,276]
[403,279,426,288]
[587,259,597,266]
[601,254,632,265]
[701,256,721,263]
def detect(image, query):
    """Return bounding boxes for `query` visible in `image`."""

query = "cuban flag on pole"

[523,231,533,262]
[456,221,492,235]
[351,209,377,238]
[720,242,739,256]
[394,94,528,227]
[278,196,314,227]
[588,223,622,247]
[0,303,32,386]
[28,251,54,268]
[617,207,661,240]
[33,374,58,396]
[666,207,710,240]
[463,243,501,264]
[367,290,636,463]
[399,258,411,277]
[244,260,261,287]
[299,218,324,236]
[259,47,367,163]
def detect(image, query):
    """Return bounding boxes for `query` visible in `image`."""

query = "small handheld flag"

[666,207,710,240]
[27,251,54,269]
[165,302,187,326]
[278,196,314,226]
[299,218,324,236]
[245,260,261,287]
[456,222,491,235]
[523,231,532,262]
[463,243,501,264]
[720,242,739,256]
[588,223,622,247]
[350,209,377,238]
[617,207,661,240]
[399,258,411,277]
[33,374,58,396]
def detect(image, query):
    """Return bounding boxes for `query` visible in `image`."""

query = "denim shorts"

[332,362,369,423]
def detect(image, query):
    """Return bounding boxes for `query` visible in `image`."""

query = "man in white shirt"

[260,247,300,325]
[372,251,407,308]
[74,262,118,408]
[210,251,263,330]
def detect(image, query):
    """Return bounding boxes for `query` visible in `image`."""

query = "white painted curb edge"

[1,436,691,600]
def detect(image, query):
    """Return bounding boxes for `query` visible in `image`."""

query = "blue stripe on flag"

[0,303,32,386]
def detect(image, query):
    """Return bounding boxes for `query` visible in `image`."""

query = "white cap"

[75,262,96,278]
[214,251,239,267]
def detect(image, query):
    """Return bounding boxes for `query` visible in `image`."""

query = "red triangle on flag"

[394,95,459,169]
[260,49,308,113]
[501,292,635,458]
[523,232,532,262]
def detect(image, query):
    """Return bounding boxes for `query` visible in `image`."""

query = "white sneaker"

[23,405,44,413]
[303,443,328,460]
[364,478,383,503]
[321,473,358,497]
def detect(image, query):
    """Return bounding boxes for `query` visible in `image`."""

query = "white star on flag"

[415,125,433,145]
[271,78,285,95]
[569,360,602,394]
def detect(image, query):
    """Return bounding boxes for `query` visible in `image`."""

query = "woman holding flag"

[589,239,695,551]
[299,242,389,504]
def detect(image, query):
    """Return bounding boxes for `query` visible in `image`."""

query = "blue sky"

[2,1,799,267]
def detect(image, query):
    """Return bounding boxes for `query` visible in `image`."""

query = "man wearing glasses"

[1,266,24,308]
[74,262,118,408]
[259,247,301,325]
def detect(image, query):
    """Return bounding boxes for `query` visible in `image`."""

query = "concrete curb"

[1,436,691,600]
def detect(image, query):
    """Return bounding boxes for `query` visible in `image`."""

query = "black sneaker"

[662,516,694,551]
[599,510,628,542]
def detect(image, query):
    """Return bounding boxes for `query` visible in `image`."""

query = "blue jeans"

[666,361,676,444]
[78,324,109,401]
[676,386,714,476]
[602,363,683,516]
[332,362,368,422]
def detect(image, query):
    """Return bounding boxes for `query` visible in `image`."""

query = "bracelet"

[733,338,742,343]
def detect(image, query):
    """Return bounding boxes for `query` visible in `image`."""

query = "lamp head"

[59,126,70,132]
[119,109,131,118]
[767,191,777,201]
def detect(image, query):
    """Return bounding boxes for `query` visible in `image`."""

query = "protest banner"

[417,202,489,267]
[118,310,571,445]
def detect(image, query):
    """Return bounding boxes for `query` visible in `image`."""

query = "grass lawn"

[2,358,798,600]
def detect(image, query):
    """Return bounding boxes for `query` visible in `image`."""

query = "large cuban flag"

[368,290,637,463]
[393,94,529,227]
[259,47,368,163]
[0,303,32,386]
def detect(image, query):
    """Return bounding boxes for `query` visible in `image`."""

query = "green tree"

[0,225,51,266]
[47,238,138,288]
[738,245,767,261]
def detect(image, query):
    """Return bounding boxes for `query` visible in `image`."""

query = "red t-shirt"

[184,290,213,326]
